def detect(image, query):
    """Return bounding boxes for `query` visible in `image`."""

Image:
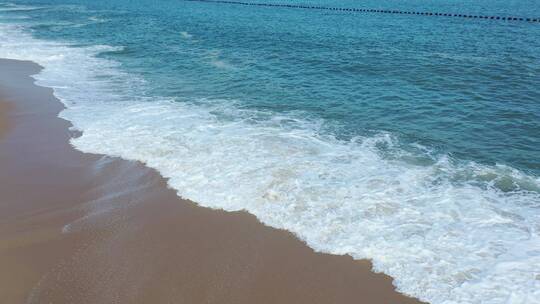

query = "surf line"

[183,0,540,23]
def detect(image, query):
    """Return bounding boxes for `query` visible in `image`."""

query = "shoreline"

[0,58,424,304]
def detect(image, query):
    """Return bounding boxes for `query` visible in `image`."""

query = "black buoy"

[185,0,538,24]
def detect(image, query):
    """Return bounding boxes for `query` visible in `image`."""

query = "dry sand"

[0,58,424,304]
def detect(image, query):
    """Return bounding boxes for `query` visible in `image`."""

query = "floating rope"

[184,0,540,23]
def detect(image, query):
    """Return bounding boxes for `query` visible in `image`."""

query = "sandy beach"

[0,58,424,303]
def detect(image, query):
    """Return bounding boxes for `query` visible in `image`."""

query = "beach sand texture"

[0,58,424,304]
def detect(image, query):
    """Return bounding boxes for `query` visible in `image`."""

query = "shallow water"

[1,1,539,303]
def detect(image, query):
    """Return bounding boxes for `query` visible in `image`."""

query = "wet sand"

[0,101,10,140]
[0,58,424,304]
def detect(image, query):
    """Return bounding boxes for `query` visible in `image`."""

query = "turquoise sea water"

[1,1,539,303]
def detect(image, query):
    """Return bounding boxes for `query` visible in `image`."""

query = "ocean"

[1,0,539,303]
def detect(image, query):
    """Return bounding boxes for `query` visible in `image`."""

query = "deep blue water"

[1,1,540,303]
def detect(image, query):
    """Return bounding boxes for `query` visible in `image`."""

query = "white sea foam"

[88,16,107,23]
[1,18,539,304]
[0,3,44,12]
[207,49,236,70]
[180,31,193,39]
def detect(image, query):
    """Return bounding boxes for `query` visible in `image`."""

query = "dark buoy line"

[183,0,540,23]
